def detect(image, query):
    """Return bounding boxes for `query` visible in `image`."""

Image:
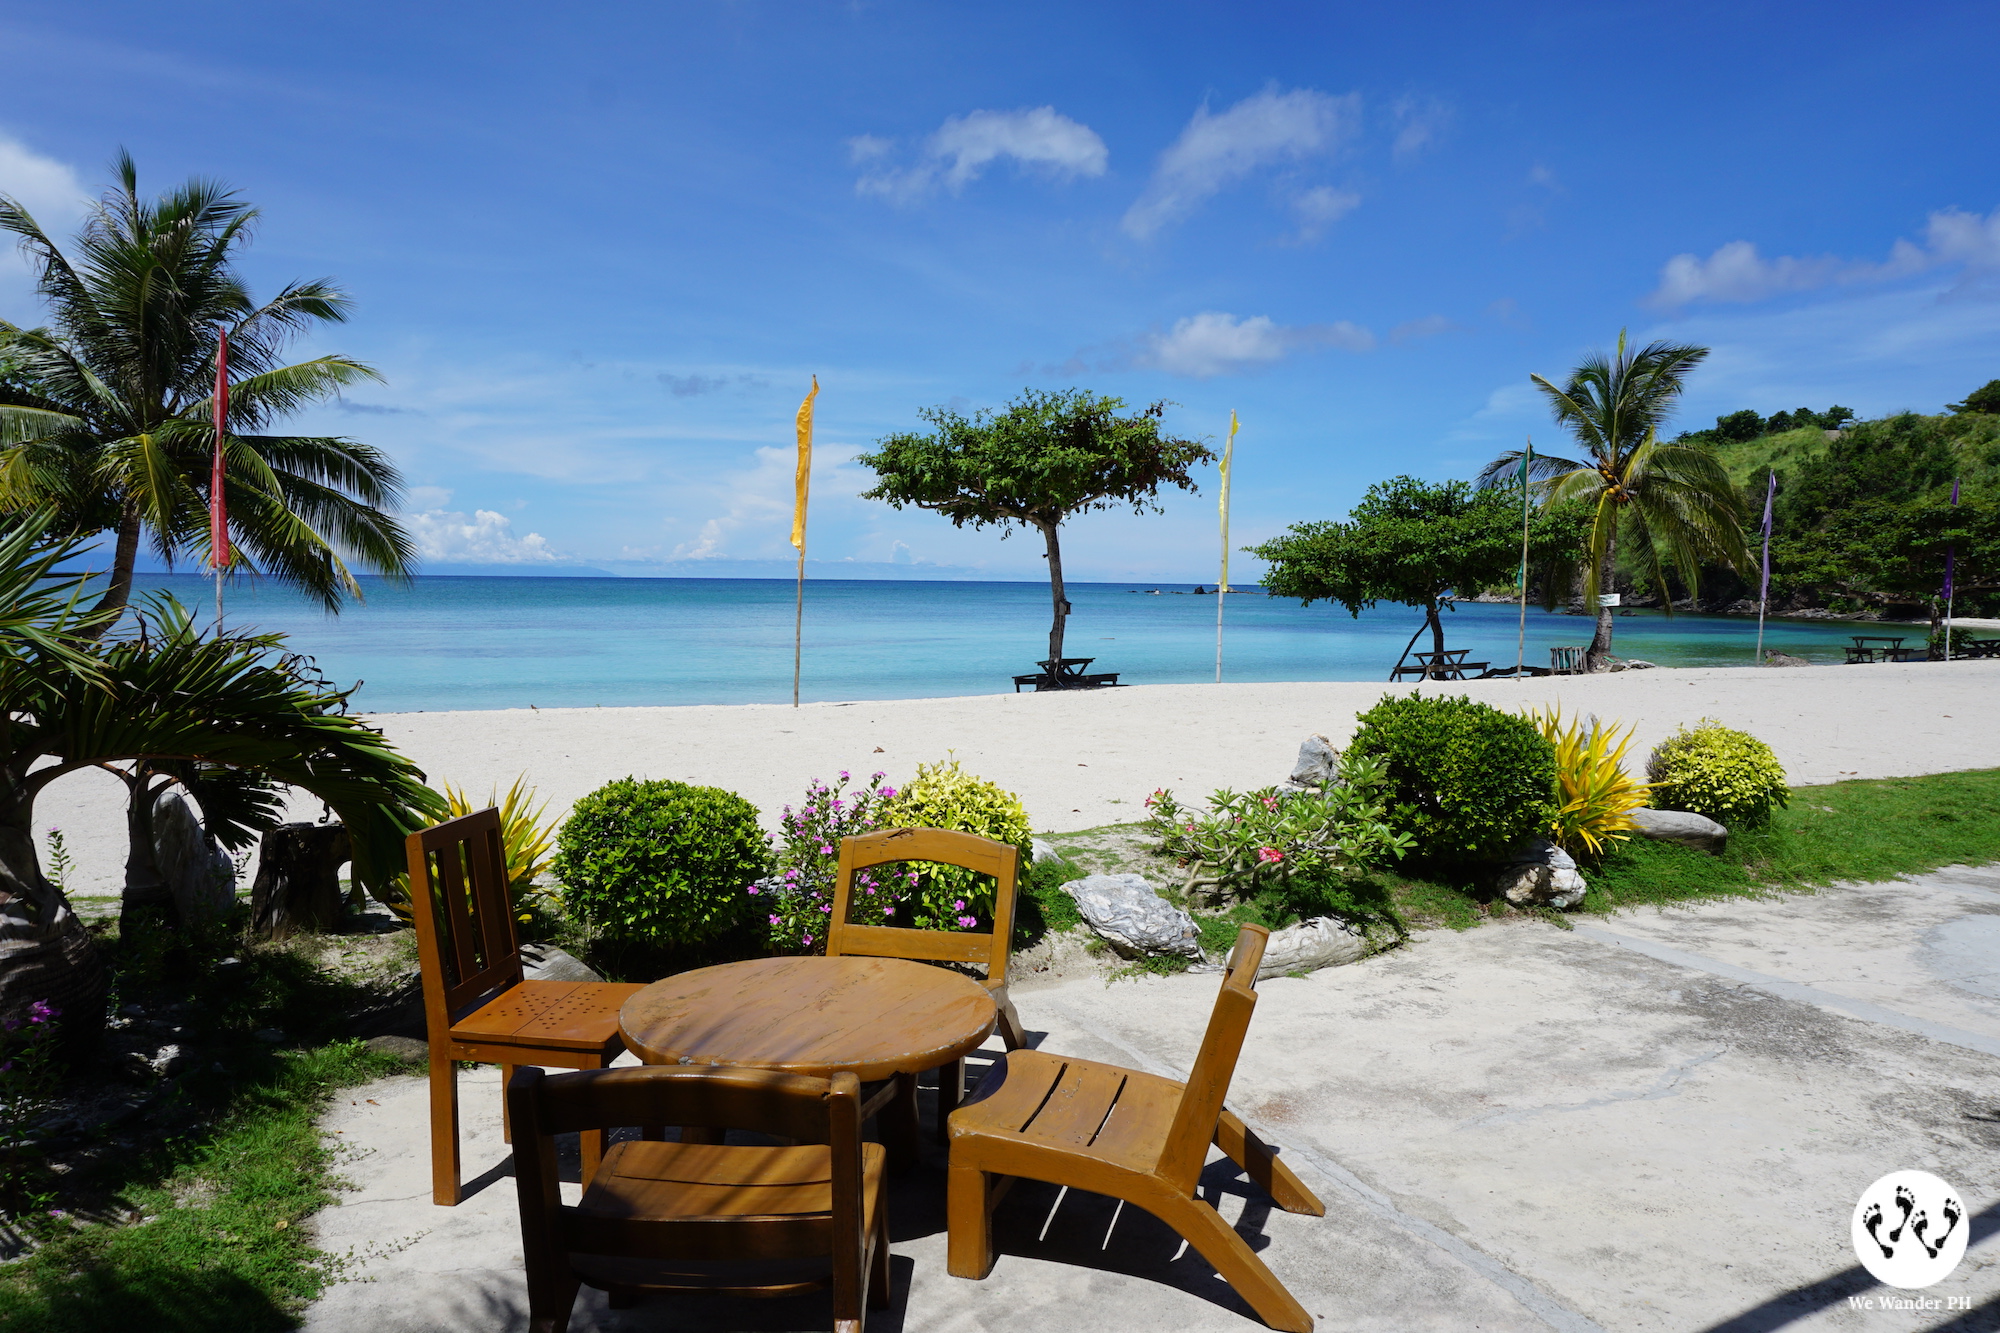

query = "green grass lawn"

[0,1041,414,1333]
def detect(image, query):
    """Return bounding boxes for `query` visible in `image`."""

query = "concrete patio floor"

[304,868,2000,1332]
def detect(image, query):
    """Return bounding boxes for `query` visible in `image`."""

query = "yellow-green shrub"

[1646,720,1788,828]
[1524,708,1651,858]
[877,759,1031,928]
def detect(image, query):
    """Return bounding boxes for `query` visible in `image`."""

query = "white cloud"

[406,509,561,564]
[0,134,88,227]
[854,107,1107,202]
[1646,206,2000,308]
[1291,185,1361,241]
[1389,315,1455,344]
[1391,96,1452,161]
[1138,311,1373,378]
[1123,87,1360,239]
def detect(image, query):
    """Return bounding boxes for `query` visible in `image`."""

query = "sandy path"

[37,659,2000,901]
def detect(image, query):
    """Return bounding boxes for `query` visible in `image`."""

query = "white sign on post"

[1599,593,1622,607]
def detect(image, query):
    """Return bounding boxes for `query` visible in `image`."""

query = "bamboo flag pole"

[1215,410,1237,684]
[1514,439,1531,678]
[1753,470,1776,663]
[210,326,231,633]
[1944,476,1960,659]
[790,376,818,708]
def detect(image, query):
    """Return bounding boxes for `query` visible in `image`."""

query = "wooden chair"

[1550,645,1587,675]
[509,1064,890,1333]
[945,924,1324,1333]
[405,808,646,1205]
[827,828,1028,1145]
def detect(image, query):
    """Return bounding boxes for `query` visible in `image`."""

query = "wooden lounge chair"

[944,924,1324,1332]
[509,1064,890,1333]
[828,828,1028,1146]
[1550,645,1587,675]
[405,808,645,1205]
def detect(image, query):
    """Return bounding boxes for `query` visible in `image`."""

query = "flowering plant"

[1,999,63,1218]
[765,771,911,954]
[1144,749,1411,903]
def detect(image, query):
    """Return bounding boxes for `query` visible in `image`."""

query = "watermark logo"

[1851,1171,1967,1289]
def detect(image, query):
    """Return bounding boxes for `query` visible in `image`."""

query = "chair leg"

[934,1059,963,1144]
[869,1195,893,1309]
[579,1127,604,1186]
[994,993,1028,1051]
[500,1062,517,1144]
[1154,1192,1314,1333]
[1214,1109,1325,1216]
[946,1163,997,1279]
[428,1049,461,1206]
[881,1072,921,1171]
[525,1263,579,1332]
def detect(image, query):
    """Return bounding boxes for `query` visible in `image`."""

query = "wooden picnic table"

[619,955,997,1165]
[1390,648,1490,682]
[1013,656,1121,691]
[1847,635,1918,663]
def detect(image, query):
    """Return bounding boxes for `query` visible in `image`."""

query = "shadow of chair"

[825,828,1028,1150]
[509,1064,891,1333]
[944,923,1325,1332]
[406,807,646,1205]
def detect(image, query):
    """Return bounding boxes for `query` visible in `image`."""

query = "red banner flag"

[210,328,230,570]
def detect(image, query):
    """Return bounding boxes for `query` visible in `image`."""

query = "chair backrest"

[825,827,1020,987]
[405,807,522,1027]
[509,1065,866,1269]
[1153,924,1269,1195]
[1551,646,1586,674]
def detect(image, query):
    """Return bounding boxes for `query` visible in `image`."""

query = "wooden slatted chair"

[509,1064,891,1333]
[944,923,1325,1333]
[827,828,1028,1146]
[406,808,646,1205]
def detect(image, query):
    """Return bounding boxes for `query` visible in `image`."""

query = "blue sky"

[5,1,1999,582]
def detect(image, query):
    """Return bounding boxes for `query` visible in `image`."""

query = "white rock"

[521,941,604,983]
[1629,807,1728,854]
[1030,838,1061,865]
[1495,837,1587,909]
[152,790,237,923]
[1288,734,1340,787]
[1255,917,1369,979]
[1065,873,1202,959]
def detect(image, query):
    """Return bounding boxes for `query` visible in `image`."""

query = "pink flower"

[1257,847,1283,864]
[957,916,977,929]
[746,885,759,895]
[839,770,850,781]
[952,899,965,911]
[880,786,897,799]
[818,845,833,855]
[769,914,780,925]
[803,934,813,946]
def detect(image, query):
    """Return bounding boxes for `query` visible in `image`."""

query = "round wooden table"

[620,956,997,1163]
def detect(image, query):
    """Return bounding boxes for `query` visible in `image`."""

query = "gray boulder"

[1030,838,1062,865]
[1760,652,1812,668]
[1629,807,1728,854]
[1066,873,1203,959]
[1494,837,1587,910]
[522,941,604,983]
[152,791,237,923]
[1287,734,1340,788]
[1256,917,1368,979]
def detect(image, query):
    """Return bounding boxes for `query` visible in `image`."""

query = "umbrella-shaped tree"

[859,389,1212,666]
[0,154,413,628]
[1477,332,1747,671]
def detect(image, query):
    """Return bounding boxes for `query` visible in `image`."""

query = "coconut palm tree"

[0,153,414,628]
[1478,332,1747,670]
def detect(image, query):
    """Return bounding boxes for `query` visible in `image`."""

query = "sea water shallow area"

[129,572,1896,712]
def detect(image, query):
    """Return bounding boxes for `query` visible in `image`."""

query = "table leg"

[882,1072,921,1170]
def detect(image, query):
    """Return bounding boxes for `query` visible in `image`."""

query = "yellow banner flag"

[1218,410,1237,590]
[791,376,818,552]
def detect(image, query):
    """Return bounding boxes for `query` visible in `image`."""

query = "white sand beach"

[37,659,2000,904]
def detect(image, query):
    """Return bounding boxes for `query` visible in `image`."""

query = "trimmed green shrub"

[877,759,1031,928]
[1346,693,1559,865]
[552,777,769,948]
[1646,720,1788,828]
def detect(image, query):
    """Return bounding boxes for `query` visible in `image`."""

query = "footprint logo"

[1861,1201,1893,1258]
[1852,1172,1969,1289]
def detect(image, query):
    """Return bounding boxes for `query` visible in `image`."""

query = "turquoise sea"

[127,573,1885,713]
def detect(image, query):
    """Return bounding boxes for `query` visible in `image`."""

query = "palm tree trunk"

[1586,533,1618,671]
[1039,519,1070,667]
[82,501,142,637]
[120,771,178,931]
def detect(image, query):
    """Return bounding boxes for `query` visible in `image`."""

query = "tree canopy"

[858,388,1212,664]
[0,154,415,624]
[1251,476,1587,669]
